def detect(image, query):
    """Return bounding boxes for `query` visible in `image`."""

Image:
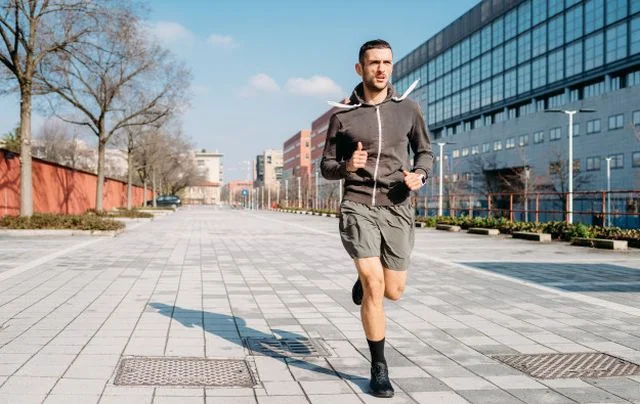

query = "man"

[320,39,433,398]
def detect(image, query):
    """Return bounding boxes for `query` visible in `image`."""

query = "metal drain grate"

[244,338,331,358]
[114,357,255,387]
[492,352,640,379]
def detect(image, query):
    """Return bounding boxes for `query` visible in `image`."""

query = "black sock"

[367,338,386,365]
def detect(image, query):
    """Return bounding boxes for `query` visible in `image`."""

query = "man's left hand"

[402,170,424,191]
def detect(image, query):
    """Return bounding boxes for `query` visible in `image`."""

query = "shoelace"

[372,363,390,385]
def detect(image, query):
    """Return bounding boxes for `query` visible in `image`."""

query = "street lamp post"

[315,170,319,210]
[285,179,289,207]
[297,176,301,209]
[545,108,595,224]
[437,141,455,217]
[606,157,612,227]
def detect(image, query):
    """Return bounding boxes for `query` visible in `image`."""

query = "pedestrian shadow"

[464,262,640,292]
[149,302,368,384]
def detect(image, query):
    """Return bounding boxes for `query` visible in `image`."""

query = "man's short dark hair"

[359,39,392,65]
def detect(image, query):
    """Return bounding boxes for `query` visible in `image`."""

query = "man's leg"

[354,257,386,341]
[383,268,407,301]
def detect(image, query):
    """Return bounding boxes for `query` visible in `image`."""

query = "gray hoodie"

[320,80,433,206]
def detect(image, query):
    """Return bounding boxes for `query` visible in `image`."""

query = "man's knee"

[385,283,405,301]
[360,275,385,300]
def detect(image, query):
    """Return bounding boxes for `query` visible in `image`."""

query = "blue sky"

[0,0,479,181]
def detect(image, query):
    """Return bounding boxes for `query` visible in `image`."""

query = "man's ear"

[355,63,363,78]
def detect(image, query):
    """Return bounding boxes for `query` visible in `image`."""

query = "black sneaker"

[370,362,394,398]
[352,277,363,305]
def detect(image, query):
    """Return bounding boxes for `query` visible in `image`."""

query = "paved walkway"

[1,206,640,403]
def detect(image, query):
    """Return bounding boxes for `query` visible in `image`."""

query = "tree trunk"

[96,135,106,211]
[142,178,147,207]
[152,168,157,207]
[19,87,33,217]
[126,149,133,210]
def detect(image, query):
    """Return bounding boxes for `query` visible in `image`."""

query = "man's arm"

[408,104,434,180]
[320,114,350,180]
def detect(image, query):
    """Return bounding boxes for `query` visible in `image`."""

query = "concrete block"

[468,227,500,236]
[436,224,461,232]
[571,237,628,250]
[512,231,552,243]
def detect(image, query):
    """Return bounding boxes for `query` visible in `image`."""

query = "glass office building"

[393,0,640,205]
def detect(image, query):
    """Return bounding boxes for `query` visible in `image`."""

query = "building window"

[452,149,460,159]
[584,80,605,98]
[505,8,517,40]
[492,46,504,74]
[460,63,470,88]
[606,23,627,63]
[585,0,604,34]
[492,75,504,103]
[471,32,481,59]
[633,110,640,126]
[565,42,583,77]
[482,25,492,53]
[462,147,470,157]
[518,63,531,94]
[481,53,491,80]
[586,156,601,171]
[566,6,583,42]
[518,1,532,33]
[584,32,604,71]
[482,143,491,153]
[518,32,532,64]
[505,70,517,99]
[506,137,516,149]
[609,153,624,169]
[505,39,517,69]
[532,56,547,89]
[452,69,461,93]
[548,0,563,16]
[494,141,503,151]
[550,127,562,140]
[532,24,547,57]
[471,145,480,155]
[608,114,624,130]
[548,49,564,83]
[571,123,580,137]
[470,84,481,110]
[493,17,504,46]
[633,0,640,13]
[632,17,640,55]
[533,130,544,144]
[632,152,640,168]
[460,38,470,64]
[606,0,627,25]
[587,118,601,134]
[481,80,492,107]
[532,0,547,25]
[519,134,529,147]
[548,15,564,50]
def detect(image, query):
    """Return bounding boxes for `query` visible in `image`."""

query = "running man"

[320,39,433,398]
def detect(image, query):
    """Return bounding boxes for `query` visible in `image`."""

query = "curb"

[0,228,125,237]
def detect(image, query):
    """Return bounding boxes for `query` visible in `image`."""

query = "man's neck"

[363,85,388,105]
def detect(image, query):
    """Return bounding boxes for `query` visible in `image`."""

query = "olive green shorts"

[339,199,415,271]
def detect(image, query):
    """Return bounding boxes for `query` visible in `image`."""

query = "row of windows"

[420,18,640,124]
[585,152,640,170]
[449,111,639,159]
[396,0,640,92]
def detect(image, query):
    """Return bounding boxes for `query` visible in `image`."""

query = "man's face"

[356,48,393,91]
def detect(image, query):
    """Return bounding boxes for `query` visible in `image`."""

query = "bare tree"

[0,0,97,216]
[541,149,593,213]
[40,5,191,211]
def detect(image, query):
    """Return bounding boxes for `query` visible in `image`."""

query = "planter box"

[468,227,500,236]
[415,222,428,228]
[512,231,552,243]
[436,224,461,232]
[0,228,124,237]
[571,237,628,250]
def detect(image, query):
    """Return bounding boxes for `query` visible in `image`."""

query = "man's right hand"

[346,141,367,172]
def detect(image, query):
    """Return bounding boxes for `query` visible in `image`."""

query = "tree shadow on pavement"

[149,302,369,385]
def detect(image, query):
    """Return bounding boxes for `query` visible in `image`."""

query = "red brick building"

[282,129,311,207]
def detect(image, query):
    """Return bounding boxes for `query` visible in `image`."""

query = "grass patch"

[0,213,125,231]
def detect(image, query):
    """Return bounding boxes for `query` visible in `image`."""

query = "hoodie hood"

[328,79,420,110]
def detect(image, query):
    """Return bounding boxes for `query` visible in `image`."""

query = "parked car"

[146,195,181,208]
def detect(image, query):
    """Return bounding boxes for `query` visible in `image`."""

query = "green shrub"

[0,213,124,231]
[108,209,154,218]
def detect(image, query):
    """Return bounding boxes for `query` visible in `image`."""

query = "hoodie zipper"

[371,105,382,206]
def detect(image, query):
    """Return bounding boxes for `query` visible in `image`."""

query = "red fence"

[1,148,152,216]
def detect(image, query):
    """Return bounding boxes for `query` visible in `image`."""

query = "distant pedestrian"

[321,39,433,398]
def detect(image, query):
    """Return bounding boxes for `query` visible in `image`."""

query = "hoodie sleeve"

[409,103,434,179]
[320,114,350,180]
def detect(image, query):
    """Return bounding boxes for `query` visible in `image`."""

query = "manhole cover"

[114,357,255,387]
[493,352,640,379]
[244,338,331,357]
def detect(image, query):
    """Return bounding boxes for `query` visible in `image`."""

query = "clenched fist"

[403,169,425,191]
[347,142,367,172]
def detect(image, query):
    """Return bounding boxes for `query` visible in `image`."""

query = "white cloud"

[207,34,238,48]
[285,76,343,97]
[238,73,280,97]
[147,21,194,45]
